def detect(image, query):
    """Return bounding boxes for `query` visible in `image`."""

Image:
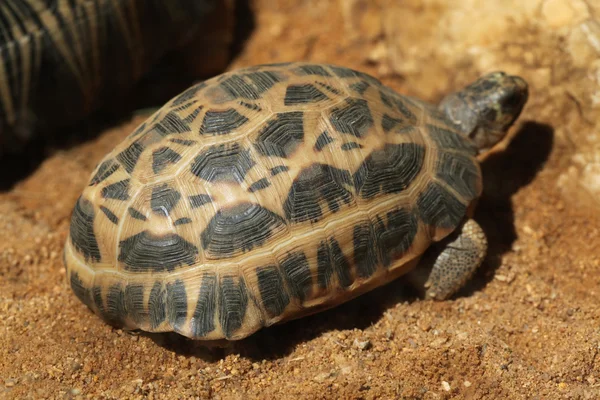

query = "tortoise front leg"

[419,219,488,300]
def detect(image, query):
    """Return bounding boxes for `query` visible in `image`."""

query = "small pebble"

[442,381,451,391]
[464,380,472,387]
[353,338,372,351]
[314,372,332,382]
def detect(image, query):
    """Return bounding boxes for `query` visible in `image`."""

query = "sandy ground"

[2,0,600,399]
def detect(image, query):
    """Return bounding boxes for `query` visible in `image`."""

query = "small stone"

[429,337,448,347]
[464,380,472,387]
[70,388,81,395]
[4,379,15,387]
[71,361,82,372]
[353,338,372,351]
[417,320,431,332]
[314,372,331,382]
[442,381,451,391]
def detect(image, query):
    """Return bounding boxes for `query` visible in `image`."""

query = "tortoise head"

[439,72,528,153]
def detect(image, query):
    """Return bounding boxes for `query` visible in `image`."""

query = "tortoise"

[0,0,215,151]
[63,62,528,341]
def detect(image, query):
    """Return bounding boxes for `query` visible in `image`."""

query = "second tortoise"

[63,62,529,340]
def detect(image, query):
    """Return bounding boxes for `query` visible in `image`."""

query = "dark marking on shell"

[428,124,477,155]
[116,141,145,174]
[152,147,182,174]
[248,178,271,193]
[174,217,192,226]
[219,71,281,100]
[200,108,249,135]
[381,114,404,132]
[150,184,181,216]
[201,202,287,258]
[353,143,425,199]
[329,98,374,138]
[280,251,312,302]
[128,207,147,221]
[270,165,290,176]
[189,194,213,208]
[436,153,480,201]
[315,81,342,95]
[93,286,104,314]
[294,64,332,76]
[373,208,418,267]
[191,273,217,337]
[173,100,197,112]
[149,282,166,329]
[353,223,379,278]
[317,238,354,289]
[349,81,370,95]
[131,122,147,138]
[417,182,466,229]
[341,142,362,151]
[329,237,353,287]
[152,110,199,136]
[379,90,417,122]
[239,101,262,111]
[118,231,198,272]
[284,84,329,105]
[166,280,187,331]
[101,179,130,201]
[70,272,92,308]
[90,159,119,185]
[330,66,381,85]
[172,82,207,106]
[256,265,290,318]
[379,90,395,110]
[219,276,248,339]
[100,206,119,225]
[125,284,146,324]
[314,131,335,152]
[170,138,197,146]
[394,97,417,121]
[69,196,101,262]
[191,143,255,183]
[330,66,360,78]
[283,163,353,223]
[254,111,304,158]
[105,285,127,326]
[257,62,292,67]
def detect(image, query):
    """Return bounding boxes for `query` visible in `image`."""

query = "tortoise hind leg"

[414,218,487,300]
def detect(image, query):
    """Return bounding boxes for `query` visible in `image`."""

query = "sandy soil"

[2,0,600,399]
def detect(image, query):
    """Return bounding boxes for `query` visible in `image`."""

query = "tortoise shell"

[64,62,481,340]
[0,0,215,150]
